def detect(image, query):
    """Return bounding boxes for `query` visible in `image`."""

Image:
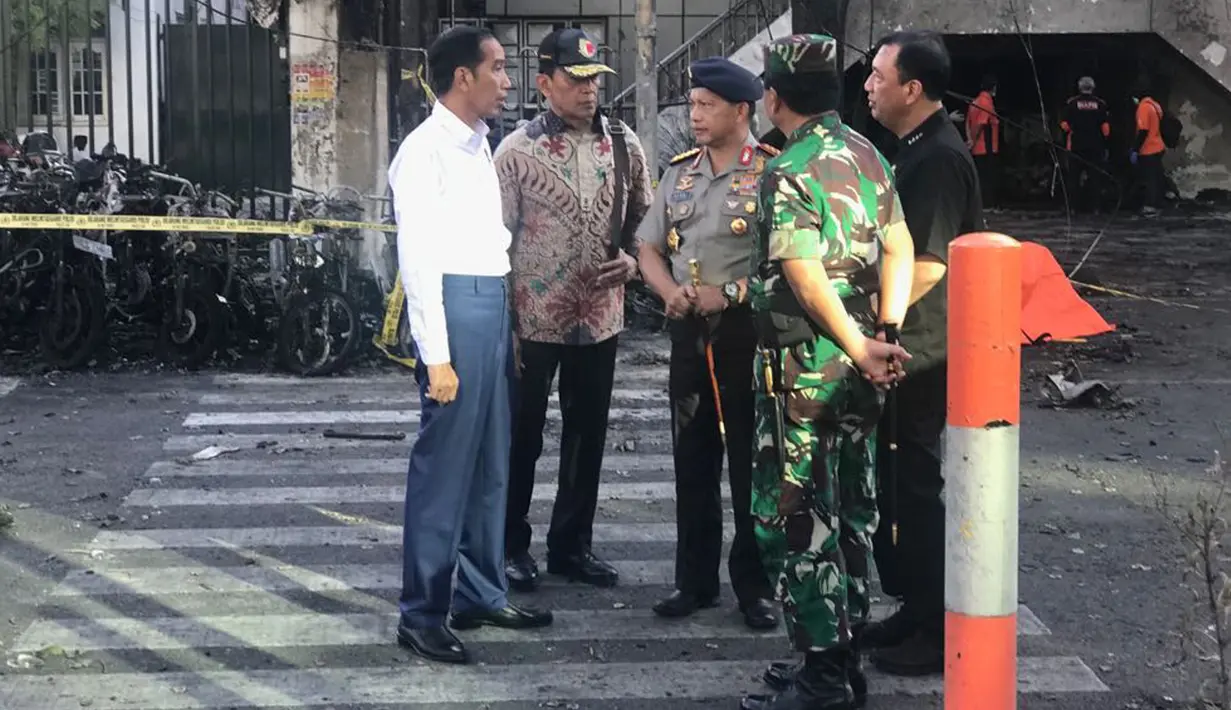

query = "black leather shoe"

[505,551,539,592]
[859,608,916,649]
[546,551,620,587]
[740,598,779,630]
[869,629,943,676]
[450,603,554,631]
[742,649,856,710]
[396,624,468,664]
[762,661,798,692]
[762,650,865,707]
[652,590,719,618]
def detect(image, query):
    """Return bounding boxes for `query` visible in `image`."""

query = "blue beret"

[689,57,763,104]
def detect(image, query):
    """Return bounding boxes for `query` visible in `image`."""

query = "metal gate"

[1,0,291,195]
[158,2,292,194]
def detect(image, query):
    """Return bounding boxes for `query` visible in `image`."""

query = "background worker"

[635,56,778,630]
[1059,76,1111,213]
[965,73,1000,207]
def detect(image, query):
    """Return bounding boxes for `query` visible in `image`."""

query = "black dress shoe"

[859,607,916,649]
[396,624,468,664]
[762,660,797,692]
[505,551,539,592]
[546,551,620,587]
[762,649,865,707]
[740,598,779,630]
[652,590,719,618]
[742,649,855,710]
[450,603,554,631]
[869,629,943,676]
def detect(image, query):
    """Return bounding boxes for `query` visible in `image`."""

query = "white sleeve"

[391,142,451,366]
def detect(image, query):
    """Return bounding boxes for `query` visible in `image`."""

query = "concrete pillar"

[287,0,339,192]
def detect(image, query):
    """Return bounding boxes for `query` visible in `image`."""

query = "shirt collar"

[687,130,761,177]
[431,102,491,154]
[541,107,606,137]
[900,108,950,150]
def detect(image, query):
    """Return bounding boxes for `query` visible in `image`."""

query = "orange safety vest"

[966,90,999,156]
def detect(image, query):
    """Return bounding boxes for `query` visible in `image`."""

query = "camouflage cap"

[763,33,839,78]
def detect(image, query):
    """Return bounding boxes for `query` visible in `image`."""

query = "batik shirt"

[494,110,653,345]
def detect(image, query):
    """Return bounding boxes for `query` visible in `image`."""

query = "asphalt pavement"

[0,332,1126,710]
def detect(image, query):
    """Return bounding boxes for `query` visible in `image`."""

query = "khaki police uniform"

[636,131,779,620]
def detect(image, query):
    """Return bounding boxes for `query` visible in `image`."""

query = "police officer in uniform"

[636,57,779,630]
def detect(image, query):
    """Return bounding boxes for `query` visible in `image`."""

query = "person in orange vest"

[1059,76,1110,213]
[965,74,1000,207]
[1131,81,1167,213]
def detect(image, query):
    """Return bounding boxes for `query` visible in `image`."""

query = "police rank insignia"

[677,175,695,191]
[667,227,680,253]
[731,218,748,235]
[744,201,756,214]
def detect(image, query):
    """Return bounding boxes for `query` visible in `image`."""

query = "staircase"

[607,0,790,171]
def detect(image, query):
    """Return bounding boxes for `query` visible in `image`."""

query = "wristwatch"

[721,280,741,307]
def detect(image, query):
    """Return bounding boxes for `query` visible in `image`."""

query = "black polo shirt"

[893,108,985,374]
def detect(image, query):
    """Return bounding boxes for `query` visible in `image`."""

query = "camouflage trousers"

[751,338,884,653]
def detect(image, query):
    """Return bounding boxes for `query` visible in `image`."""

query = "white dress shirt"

[388,103,512,366]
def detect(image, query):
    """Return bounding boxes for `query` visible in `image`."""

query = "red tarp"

[1019,241,1115,345]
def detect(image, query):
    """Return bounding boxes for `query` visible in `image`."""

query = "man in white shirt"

[389,24,553,666]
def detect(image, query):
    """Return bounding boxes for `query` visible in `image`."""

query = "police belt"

[755,293,873,349]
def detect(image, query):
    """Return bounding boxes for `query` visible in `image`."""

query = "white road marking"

[44,561,1050,636]
[13,609,784,651]
[198,388,668,406]
[143,454,677,477]
[182,407,669,427]
[211,367,669,387]
[0,377,19,398]
[123,482,714,507]
[0,657,1109,708]
[90,523,726,550]
[162,430,673,452]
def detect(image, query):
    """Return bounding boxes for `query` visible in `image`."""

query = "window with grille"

[29,52,60,117]
[71,47,106,118]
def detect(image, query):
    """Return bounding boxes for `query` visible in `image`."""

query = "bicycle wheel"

[38,264,107,370]
[276,287,360,377]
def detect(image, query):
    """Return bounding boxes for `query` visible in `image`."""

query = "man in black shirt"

[1060,76,1110,212]
[861,29,984,676]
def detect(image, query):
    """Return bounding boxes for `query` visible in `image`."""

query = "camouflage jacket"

[749,111,905,390]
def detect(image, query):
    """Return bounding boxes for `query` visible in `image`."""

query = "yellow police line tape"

[0,212,398,235]
[1070,279,1229,314]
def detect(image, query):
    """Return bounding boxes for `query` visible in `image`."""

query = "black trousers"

[668,307,771,605]
[871,364,947,637]
[1136,152,1166,208]
[974,153,1000,207]
[1065,149,1105,212]
[505,336,618,559]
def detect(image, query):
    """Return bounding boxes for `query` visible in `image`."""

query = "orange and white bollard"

[944,232,1022,710]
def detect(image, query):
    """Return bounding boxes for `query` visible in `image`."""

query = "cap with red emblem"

[538,28,615,78]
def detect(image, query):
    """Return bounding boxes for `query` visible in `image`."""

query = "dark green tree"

[8,0,107,50]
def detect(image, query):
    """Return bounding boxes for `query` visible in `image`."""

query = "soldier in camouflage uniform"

[740,34,915,710]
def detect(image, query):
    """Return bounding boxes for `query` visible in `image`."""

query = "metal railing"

[1,0,292,199]
[607,0,789,127]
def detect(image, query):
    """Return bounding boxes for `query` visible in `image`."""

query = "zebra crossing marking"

[123,481,724,507]
[198,387,667,407]
[181,407,669,427]
[0,364,1112,708]
[143,454,678,478]
[87,522,733,550]
[0,657,1109,708]
[162,430,675,452]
